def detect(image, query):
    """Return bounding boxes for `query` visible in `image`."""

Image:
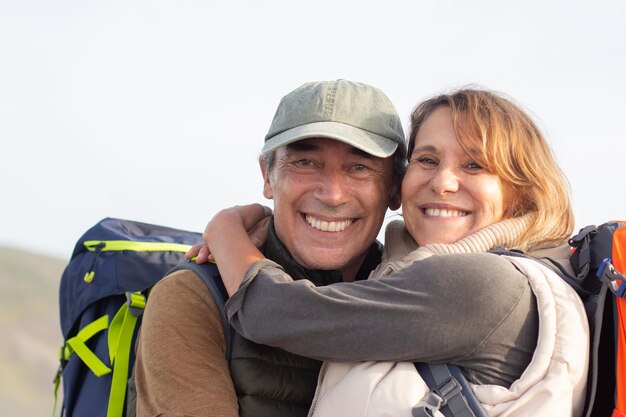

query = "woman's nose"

[430,166,459,194]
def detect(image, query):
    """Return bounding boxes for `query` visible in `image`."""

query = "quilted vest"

[231,220,383,417]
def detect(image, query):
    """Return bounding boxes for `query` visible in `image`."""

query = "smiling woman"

[402,106,509,246]
[203,87,589,417]
[404,88,574,251]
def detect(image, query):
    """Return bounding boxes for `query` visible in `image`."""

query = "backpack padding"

[584,284,616,417]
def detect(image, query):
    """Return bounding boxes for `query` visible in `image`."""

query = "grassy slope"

[0,246,68,417]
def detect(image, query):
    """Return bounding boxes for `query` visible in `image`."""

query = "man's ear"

[260,159,273,199]
[389,184,401,211]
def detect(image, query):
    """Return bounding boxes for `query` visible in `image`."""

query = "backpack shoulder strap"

[582,283,614,417]
[489,247,591,299]
[413,363,487,417]
[168,262,233,359]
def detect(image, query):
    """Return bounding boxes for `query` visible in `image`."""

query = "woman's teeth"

[424,208,468,217]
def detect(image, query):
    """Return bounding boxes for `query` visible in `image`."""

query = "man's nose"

[314,168,350,206]
[430,165,460,194]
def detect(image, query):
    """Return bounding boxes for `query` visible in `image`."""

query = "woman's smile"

[421,206,469,218]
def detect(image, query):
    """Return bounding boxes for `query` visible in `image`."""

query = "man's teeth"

[424,208,468,217]
[305,215,353,232]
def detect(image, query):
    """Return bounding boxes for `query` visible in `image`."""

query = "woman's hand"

[185,205,272,263]
[196,204,271,295]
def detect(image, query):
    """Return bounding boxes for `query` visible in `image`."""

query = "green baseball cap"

[263,80,405,158]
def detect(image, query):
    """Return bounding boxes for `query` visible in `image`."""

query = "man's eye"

[293,159,314,167]
[352,163,369,171]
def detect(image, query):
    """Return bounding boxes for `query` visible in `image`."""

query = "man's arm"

[135,270,238,417]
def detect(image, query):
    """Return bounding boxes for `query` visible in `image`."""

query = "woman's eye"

[414,157,437,165]
[466,161,482,170]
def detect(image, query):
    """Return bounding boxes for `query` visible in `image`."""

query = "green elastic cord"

[105,292,146,417]
[52,364,62,417]
[64,315,112,377]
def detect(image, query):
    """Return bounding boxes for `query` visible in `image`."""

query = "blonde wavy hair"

[408,88,574,251]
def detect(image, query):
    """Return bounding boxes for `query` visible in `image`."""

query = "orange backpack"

[569,221,626,417]
[610,225,626,416]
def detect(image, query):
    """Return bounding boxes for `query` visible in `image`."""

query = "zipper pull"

[84,242,105,283]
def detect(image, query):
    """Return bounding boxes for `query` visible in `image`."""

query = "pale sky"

[1,0,625,259]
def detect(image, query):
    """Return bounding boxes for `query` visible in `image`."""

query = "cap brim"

[262,121,399,158]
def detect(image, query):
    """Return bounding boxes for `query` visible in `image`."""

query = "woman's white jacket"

[308,218,589,417]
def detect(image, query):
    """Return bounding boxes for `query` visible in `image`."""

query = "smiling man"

[262,136,398,282]
[133,80,406,417]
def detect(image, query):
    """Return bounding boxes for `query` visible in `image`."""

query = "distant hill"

[0,246,68,417]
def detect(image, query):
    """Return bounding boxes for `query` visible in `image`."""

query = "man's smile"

[304,214,354,232]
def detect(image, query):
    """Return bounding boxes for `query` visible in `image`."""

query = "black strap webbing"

[413,363,487,417]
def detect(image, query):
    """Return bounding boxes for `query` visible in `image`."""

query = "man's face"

[262,138,396,280]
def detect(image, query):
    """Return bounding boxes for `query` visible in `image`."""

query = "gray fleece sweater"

[224,216,571,386]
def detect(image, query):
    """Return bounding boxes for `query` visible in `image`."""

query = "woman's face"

[402,106,510,246]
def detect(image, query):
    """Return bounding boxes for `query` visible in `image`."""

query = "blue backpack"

[54,218,229,417]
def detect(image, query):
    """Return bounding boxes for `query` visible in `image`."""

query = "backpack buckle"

[413,391,445,417]
[125,292,147,317]
[434,375,463,400]
[413,375,463,417]
[597,258,626,297]
[569,225,597,247]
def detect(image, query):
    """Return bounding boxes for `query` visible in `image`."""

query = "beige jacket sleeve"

[135,269,238,417]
